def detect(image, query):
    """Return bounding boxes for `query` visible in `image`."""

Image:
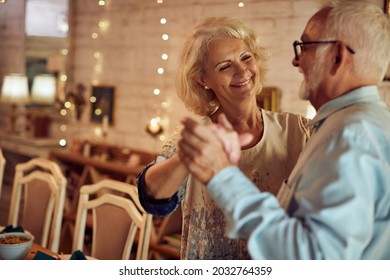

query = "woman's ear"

[195,75,207,88]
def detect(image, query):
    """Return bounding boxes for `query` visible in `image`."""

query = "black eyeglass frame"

[293,40,355,61]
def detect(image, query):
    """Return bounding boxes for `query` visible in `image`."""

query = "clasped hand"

[178,114,253,184]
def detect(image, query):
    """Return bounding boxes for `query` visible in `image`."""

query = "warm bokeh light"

[59,139,67,147]
[95,108,102,115]
[60,74,67,82]
[64,101,72,109]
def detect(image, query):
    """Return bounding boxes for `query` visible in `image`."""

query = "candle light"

[148,118,160,134]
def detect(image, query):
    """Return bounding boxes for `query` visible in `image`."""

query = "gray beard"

[298,79,310,100]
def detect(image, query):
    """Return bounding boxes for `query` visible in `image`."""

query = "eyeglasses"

[293,40,355,61]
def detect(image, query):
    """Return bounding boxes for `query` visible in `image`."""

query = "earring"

[204,85,209,90]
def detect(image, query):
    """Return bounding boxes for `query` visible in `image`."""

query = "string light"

[98,0,106,6]
[98,20,105,28]
[64,101,72,109]
[91,32,98,39]
[94,108,103,116]
[238,2,245,8]
[61,48,68,55]
[59,139,67,147]
[92,50,103,84]
[157,68,164,74]
[94,65,102,73]
[98,20,110,32]
[59,74,67,82]
[161,102,169,109]
[145,0,171,142]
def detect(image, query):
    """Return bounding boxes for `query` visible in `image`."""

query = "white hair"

[320,0,390,82]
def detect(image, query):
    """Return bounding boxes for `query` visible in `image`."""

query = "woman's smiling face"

[200,37,259,105]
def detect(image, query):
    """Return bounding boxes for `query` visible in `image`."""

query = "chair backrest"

[0,149,5,204]
[7,157,67,253]
[72,179,153,260]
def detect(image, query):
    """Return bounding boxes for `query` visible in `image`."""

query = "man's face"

[298,52,325,101]
[293,8,330,107]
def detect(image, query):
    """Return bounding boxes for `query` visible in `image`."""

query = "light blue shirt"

[208,86,390,259]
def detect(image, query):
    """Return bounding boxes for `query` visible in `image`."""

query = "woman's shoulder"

[262,109,311,135]
[262,109,308,125]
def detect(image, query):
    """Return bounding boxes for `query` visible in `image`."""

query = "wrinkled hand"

[178,115,252,184]
[211,114,253,163]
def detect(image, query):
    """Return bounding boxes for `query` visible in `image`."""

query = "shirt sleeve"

[136,161,180,217]
[207,129,382,260]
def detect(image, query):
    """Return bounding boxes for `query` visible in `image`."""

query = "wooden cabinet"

[0,132,61,186]
[0,132,60,158]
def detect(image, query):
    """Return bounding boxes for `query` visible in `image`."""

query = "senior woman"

[137,16,310,260]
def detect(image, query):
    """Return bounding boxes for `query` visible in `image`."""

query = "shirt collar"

[307,86,382,131]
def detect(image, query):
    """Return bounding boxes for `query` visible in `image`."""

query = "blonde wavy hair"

[176,16,269,116]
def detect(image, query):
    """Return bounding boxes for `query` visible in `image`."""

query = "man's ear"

[331,41,350,75]
[335,55,341,64]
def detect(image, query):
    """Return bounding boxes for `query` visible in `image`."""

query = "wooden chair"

[7,157,67,253]
[72,179,153,260]
[149,205,182,260]
[0,149,5,204]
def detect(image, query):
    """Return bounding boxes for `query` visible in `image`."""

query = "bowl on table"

[0,232,34,260]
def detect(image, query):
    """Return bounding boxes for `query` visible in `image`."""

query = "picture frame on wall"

[384,0,390,80]
[256,87,280,112]
[90,85,115,124]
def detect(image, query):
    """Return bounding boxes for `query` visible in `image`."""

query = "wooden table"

[26,243,59,260]
[49,149,147,182]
